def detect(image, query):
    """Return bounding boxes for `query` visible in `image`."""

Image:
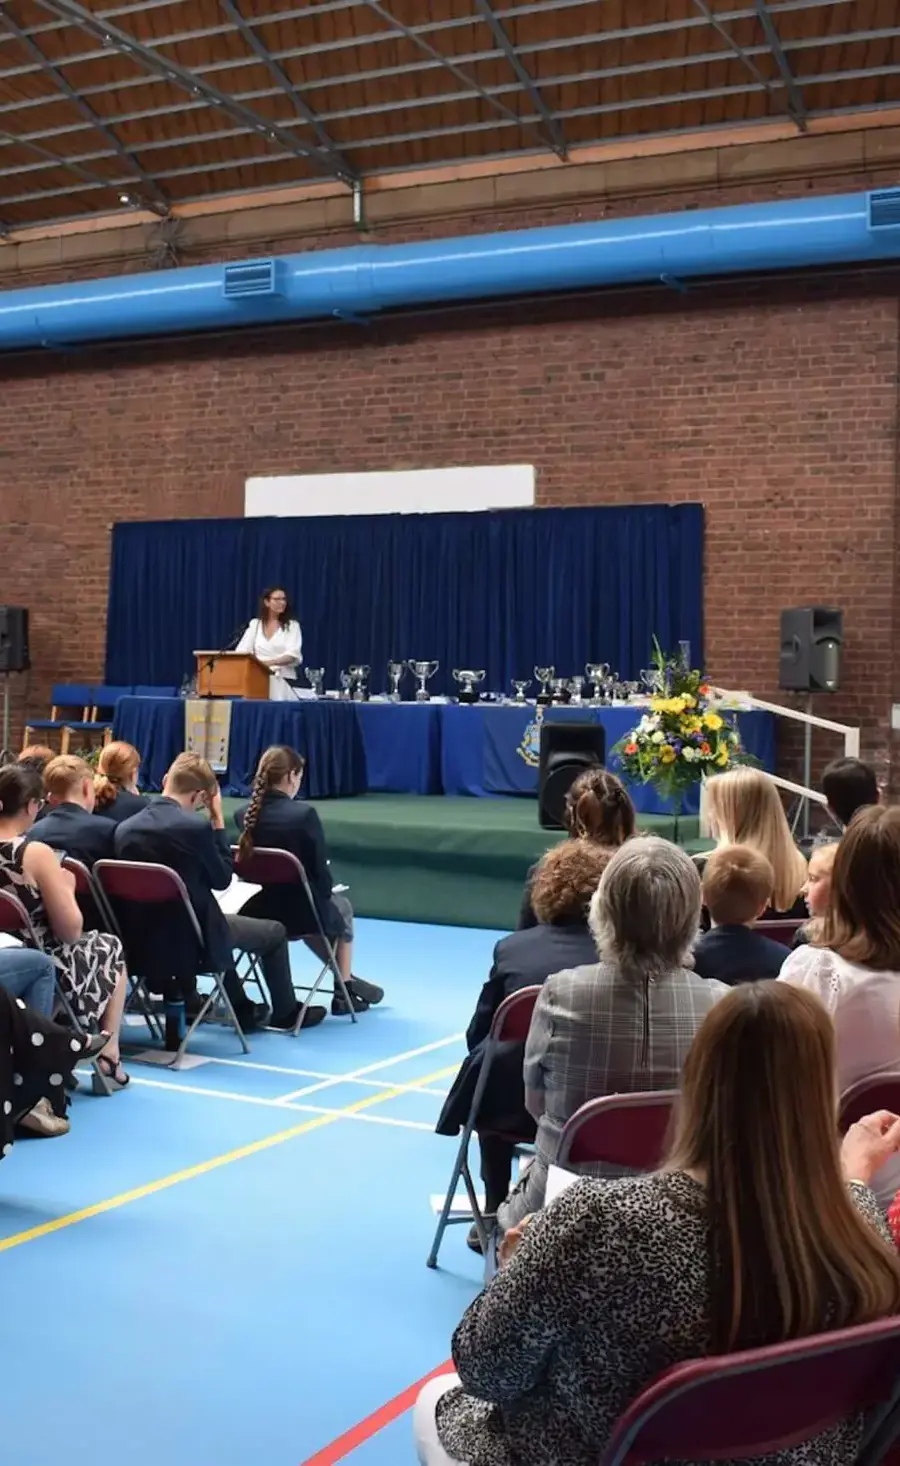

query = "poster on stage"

[185,698,232,773]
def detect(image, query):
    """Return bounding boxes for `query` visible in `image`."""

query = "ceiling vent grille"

[868,190,900,231]
[223,259,282,298]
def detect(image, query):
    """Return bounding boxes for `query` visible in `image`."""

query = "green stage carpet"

[225,794,706,931]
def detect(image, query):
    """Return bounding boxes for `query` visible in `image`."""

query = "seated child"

[693,844,790,984]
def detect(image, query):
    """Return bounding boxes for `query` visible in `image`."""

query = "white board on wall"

[244,465,535,518]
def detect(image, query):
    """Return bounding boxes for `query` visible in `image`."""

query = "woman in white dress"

[780,804,900,1208]
[235,587,303,702]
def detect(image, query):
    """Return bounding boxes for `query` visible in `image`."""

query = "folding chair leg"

[426,1129,489,1268]
[211,971,251,1055]
[292,944,357,1034]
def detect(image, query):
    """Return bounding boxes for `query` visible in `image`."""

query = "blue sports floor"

[0,919,494,1466]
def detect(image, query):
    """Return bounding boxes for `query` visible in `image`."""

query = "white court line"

[210,1032,465,1104]
[124,1074,435,1132]
[184,1061,449,1097]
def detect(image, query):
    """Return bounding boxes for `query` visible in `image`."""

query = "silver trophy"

[534,665,555,706]
[408,659,439,702]
[338,671,352,700]
[511,679,531,704]
[453,669,486,705]
[305,667,325,697]
[568,675,585,706]
[585,662,609,705]
[387,661,406,702]
[348,664,370,702]
[640,666,665,695]
[551,677,571,705]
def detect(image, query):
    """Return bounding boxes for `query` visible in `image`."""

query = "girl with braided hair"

[235,746,383,1015]
[518,768,637,929]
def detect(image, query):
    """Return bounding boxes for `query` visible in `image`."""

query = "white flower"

[682,746,696,761]
[651,730,665,744]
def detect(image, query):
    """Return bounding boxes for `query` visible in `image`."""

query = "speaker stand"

[0,674,11,762]
[802,693,814,841]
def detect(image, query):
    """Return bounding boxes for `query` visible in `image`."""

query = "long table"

[114,696,775,812]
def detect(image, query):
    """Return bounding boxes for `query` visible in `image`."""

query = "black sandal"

[96,1055,130,1090]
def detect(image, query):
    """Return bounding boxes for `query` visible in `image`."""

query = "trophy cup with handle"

[453,669,486,705]
[349,665,370,702]
[409,660,439,702]
[585,662,609,706]
[305,667,325,698]
[534,665,554,707]
[387,661,407,702]
[339,671,352,700]
[510,678,531,705]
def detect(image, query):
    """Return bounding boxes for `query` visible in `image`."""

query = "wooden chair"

[24,682,96,754]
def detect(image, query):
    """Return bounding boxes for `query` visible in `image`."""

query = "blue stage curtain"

[106,505,703,697]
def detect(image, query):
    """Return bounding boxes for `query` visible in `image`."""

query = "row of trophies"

[303,661,644,705]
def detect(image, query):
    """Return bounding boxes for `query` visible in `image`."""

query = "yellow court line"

[0,1062,458,1255]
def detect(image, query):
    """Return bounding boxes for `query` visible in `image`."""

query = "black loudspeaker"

[538,722,606,830]
[778,607,842,693]
[0,607,29,673]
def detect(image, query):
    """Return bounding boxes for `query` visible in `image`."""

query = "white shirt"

[780,945,900,1206]
[235,617,303,678]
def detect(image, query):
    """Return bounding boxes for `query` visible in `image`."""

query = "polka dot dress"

[0,984,90,1152]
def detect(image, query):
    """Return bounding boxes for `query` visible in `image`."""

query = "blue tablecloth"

[114,696,367,798]
[115,696,775,808]
[440,705,775,814]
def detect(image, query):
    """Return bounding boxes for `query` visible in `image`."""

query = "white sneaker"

[17,1097,71,1138]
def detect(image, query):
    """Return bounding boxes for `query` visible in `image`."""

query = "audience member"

[93,741,150,825]
[793,839,839,948]
[0,765,129,1090]
[115,753,322,1032]
[499,836,726,1230]
[702,766,808,918]
[517,768,635,930]
[822,756,879,832]
[781,806,900,1207]
[692,844,789,983]
[437,840,609,1249]
[26,755,115,868]
[17,744,55,776]
[235,745,381,1015]
[416,984,900,1466]
[0,943,55,1017]
[0,978,110,1148]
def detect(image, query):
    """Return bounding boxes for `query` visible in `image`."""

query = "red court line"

[299,1360,454,1466]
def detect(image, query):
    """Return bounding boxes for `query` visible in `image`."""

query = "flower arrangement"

[613,641,746,805]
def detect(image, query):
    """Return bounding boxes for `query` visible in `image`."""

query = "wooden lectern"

[193,652,270,699]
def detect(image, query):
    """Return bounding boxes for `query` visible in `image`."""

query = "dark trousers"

[225,914,295,1020]
[478,1132,516,1215]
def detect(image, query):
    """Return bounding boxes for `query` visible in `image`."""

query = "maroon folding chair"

[555,1090,678,1171]
[94,859,250,1064]
[754,917,806,946]
[600,1315,900,1465]
[427,985,542,1269]
[62,858,164,1045]
[0,887,114,1096]
[840,1074,900,1132]
[232,845,357,1030]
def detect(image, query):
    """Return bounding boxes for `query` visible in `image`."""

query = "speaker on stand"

[778,606,843,840]
[538,721,606,830]
[0,607,30,760]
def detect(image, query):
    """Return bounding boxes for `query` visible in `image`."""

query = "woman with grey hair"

[498,835,728,1229]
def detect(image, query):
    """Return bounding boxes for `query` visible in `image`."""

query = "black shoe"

[332,989,369,1016]
[348,976,384,1005]
[466,1223,484,1254]
[268,1004,327,1031]
[233,1003,269,1033]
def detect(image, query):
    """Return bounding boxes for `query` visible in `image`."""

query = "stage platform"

[225,794,707,931]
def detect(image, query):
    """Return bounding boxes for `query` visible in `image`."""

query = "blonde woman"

[702,766,808,918]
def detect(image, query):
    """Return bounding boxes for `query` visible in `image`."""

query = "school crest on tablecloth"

[516,706,544,767]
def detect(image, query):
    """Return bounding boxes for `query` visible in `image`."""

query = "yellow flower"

[716,748,729,767]
[703,712,723,731]
[682,716,702,735]
[682,695,696,708]
[660,745,676,764]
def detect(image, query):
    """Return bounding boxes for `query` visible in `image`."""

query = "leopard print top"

[436,1171,891,1466]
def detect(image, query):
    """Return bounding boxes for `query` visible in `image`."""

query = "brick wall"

[1,186,899,785]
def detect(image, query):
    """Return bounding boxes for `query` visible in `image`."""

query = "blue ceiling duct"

[1,188,899,352]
